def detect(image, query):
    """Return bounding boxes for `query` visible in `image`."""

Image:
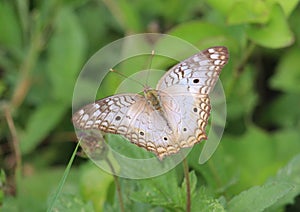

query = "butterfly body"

[73,46,229,159]
[144,88,162,111]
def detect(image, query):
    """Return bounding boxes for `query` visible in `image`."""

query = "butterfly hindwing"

[123,106,175,157]
[159,92,210,146]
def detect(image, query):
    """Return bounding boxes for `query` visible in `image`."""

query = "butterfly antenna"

[109,68,145,88]
[145,50,155,87]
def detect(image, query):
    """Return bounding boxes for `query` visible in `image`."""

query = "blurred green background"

[1,0,300,211]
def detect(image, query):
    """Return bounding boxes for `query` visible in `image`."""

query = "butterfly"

[72,46,229,160]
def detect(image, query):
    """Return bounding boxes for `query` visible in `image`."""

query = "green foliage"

[270,47,300,93]
[227,154,300,211]
[246,4,294,48]
[1,0,300,211]
[227,181,294,211]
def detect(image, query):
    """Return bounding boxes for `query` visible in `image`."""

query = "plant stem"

[3,104,22,194]
[11,31,42,108]
[105,158,125,212]
[183,158,191,212]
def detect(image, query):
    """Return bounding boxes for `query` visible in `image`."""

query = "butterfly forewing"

[157,46,229,94]
[72,94,145,133]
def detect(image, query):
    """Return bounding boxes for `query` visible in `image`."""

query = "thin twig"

[105,158,125,212]
[11,1,60,108]
[11,33,42,108]
[4,105,22,169]
[4,105,22,190]
[183,158,191,212]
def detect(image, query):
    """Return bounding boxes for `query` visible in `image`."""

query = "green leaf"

[168,21,230,48]
[0,169,5,204]
[226,65,258,119]
[266,0,300,17]
[130,169,184,210]
[20,102,68,154]
[247,4,294,48]
[188,143,239,194]
[49,193,94,212]
[227,1,269,24]
[2,196,19,212]
[117,0,142,32]
[227,181,293,211]
[0,1,22,53]
[79,163,114,211]
[270,47,300,93]
[46,7,86,103]
[205,0,237,16]
[289,5,300,44]
[267,153,300,209]
[221,126,277,192]
[207,0,299,22]
[181,171,197,197]
[262,93,300,128]
[76,4,112,54]
[272,129,300,163]
[228,154,300,211]
[179,171,226,211]
[2,166,82,211]
[191,188,226,212]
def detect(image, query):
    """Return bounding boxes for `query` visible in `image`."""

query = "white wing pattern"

[72,46,229,159]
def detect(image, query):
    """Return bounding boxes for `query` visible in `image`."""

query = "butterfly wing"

[157,46,229,94]
[156,46,228,150]
[72,94,176,158]
[73,94,145,133]
[159,92,210,147]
